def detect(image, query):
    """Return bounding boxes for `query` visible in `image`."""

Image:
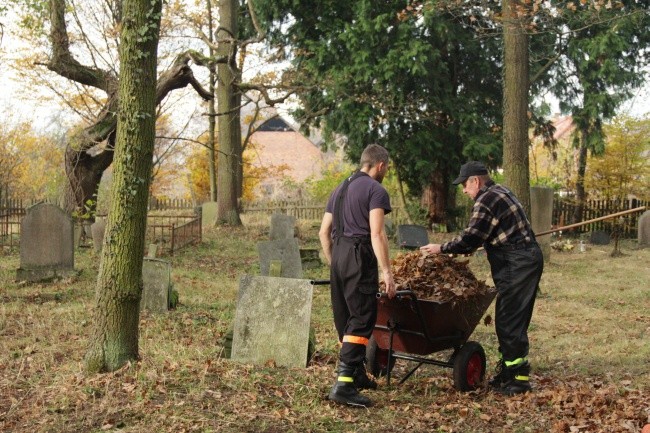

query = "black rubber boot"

[488,359,512,389]
[354,363,377,390]
[328,362,373,407]
[495,362,532,396]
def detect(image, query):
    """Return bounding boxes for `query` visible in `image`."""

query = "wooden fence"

[0,206,202,255]
[552,198,647,238]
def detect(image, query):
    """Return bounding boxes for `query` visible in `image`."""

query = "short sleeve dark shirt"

[325,172,392,238]
[441,180,535,254]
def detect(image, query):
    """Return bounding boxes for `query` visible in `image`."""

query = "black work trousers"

[487,242,544,363]
[330,236,378,367]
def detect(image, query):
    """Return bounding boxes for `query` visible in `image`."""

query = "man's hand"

[420,243,442,255]
[382,270,396,299]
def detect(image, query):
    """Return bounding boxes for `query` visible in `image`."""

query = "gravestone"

[91,219,107,253]
[147,243,158,258]
[589,230,611,245]
[396,224,429,249]
[269,213,296,240]
[257,238,303,278]
[231,275,313,368]
[530,186,553,261]
[201,202,218,229]
[141,258,172,313]
[638,210,650,248]
[16,203,76,282]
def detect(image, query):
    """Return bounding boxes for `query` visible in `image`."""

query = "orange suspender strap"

[342,335,369,346]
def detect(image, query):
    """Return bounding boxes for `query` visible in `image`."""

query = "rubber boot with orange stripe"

[328,362,372,408]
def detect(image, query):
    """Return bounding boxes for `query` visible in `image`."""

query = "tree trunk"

[216,0,242,225]
[502,0,531,215]
[207,0,217,202]
[420,170,448,227]
[84,0,162,373]
[573,130,589,225]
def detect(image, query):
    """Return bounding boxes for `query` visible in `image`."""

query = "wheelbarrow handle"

[376,289,418,301]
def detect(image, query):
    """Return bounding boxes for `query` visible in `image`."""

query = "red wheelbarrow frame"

[370,288,496,391]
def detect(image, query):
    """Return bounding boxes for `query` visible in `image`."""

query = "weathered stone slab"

[638,210,650,248]
[531,186,553,262]
[396,224,429,249]
[16,203,75,282]
[257,238,303,279]
[201,201,218,229]
[269,213,296,240]
[231,275,313,368]
[589,230,611,245]
[91,219,106,253]
[141,258,172,313]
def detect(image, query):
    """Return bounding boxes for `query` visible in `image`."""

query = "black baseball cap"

[452,161,488,185]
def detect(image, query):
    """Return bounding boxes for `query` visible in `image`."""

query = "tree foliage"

[585,116,650,201]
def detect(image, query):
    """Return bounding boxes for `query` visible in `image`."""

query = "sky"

[1,13,650,133]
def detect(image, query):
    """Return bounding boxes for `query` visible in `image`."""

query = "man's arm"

[369,208,396,299]
[319,212,333,265]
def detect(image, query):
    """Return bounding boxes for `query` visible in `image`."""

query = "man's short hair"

[360,144,389,168]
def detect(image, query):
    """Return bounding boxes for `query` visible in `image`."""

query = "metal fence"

[145,214,202,256]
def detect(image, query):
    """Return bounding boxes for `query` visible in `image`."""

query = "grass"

[1,222,649,433]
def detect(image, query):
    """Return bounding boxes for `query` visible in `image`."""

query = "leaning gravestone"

[269,213,296,240]
[257,238,303,278]
[16,203,76,282]
[141,258,172,313]
[638,210,650,248]
[91,218,107,253]
[231,275,313,368]
[396,224,429,249]
[589,230,611,245]
[201,201,218,229]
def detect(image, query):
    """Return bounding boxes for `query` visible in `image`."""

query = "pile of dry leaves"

[380,251,493,302]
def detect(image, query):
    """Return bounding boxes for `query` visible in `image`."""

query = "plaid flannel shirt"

[441,180,535,254]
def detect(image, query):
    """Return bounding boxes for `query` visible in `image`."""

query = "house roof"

[553,115,575,141]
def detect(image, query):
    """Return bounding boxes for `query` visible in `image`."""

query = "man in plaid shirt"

[421,161,544,396]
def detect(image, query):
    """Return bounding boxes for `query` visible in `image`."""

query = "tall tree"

[502,0,532,213]
[215,0,242,225]
[8,0,212,217]
[258,0,503,227]
[85,0,162,373]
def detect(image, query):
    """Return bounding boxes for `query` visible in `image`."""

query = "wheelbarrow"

[367,288,496,391]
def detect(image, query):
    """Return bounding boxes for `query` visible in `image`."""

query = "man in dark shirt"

[319,144,396,408]
[420,161,544,396]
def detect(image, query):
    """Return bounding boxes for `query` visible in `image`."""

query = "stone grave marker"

[91,219,106,253]
[396,224,429,249]
[269,213,296,240]
[201,202,218,229]
[16,203,76,282]
[257,238,303,278]
[638,210,650,248]
[589,230,611,245]
[141,258,172,313]
[530,186,553,261]
[231,275,313,368]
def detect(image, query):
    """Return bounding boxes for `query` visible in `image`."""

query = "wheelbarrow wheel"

[452,341,486,392]
[366,336,396,378]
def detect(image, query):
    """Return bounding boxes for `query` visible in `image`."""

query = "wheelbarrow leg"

[387,328,394,386]
[399,362,424,385]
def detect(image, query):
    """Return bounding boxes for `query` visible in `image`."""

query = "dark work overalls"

[330,172,379,367]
